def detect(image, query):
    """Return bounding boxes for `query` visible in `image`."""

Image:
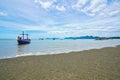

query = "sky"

[0,0,120,39]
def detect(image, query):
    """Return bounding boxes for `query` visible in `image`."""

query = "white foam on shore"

[16,53,34,57]
[15,44,119,58]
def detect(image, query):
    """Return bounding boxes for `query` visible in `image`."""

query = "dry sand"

[0,45,120,80]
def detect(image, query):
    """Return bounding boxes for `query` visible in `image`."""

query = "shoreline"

[0,45,120,80]
[0,44,120,60]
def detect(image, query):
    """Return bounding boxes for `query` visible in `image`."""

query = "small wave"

[16,53,34,57]
[16,44,120,58]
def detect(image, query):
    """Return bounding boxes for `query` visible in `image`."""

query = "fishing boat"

[17,31,31,44]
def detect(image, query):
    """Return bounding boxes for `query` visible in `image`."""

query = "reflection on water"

[17,44,28,56]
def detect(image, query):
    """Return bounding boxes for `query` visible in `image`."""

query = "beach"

[0,45,120,80]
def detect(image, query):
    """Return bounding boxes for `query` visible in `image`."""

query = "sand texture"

[0,45,120,80]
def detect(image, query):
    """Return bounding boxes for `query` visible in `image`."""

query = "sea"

[0,39,120,59]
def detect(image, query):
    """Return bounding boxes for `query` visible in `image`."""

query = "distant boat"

[17,31,31,44]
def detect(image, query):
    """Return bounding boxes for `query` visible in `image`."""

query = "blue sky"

[0,0,120,39]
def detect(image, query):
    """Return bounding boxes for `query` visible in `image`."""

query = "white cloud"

[81,0,107,16]
[34,0,53,9]
[34,0,66,11]
[55,6,66,11]
[100,1,120,17]
[48,30,67,34]
[0,11,8,16]
[108,10,120,17]
[88,0,106,10]
[72,0,88,9]
[40,1,52,9]
[91,4,106,13]
[72,0,120,17]
[0,0,120,37]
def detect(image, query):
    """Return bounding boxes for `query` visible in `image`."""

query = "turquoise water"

[0,39,120,59]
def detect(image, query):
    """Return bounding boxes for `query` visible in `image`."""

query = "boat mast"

[22,31,25,39]
[26,34,28,39]
[20,31,29,39]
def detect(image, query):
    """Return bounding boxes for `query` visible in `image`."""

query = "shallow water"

[0,39,120,59]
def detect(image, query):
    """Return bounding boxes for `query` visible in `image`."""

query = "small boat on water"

[17,31,31,45]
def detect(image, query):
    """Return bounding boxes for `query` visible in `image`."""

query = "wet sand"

[0,45,120,80]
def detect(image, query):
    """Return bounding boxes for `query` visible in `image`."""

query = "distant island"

[65,36,120,40]
[39,36,120,40]
[64,36,99,40]
[95,37,120,40]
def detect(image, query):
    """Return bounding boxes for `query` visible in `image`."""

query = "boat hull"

[17,39,31,44]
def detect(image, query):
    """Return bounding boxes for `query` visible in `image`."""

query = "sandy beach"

[0,45,120,80]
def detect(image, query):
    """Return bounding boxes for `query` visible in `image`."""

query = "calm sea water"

[0,39,120,59]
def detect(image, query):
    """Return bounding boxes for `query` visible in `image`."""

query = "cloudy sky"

[0,0,120,39]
